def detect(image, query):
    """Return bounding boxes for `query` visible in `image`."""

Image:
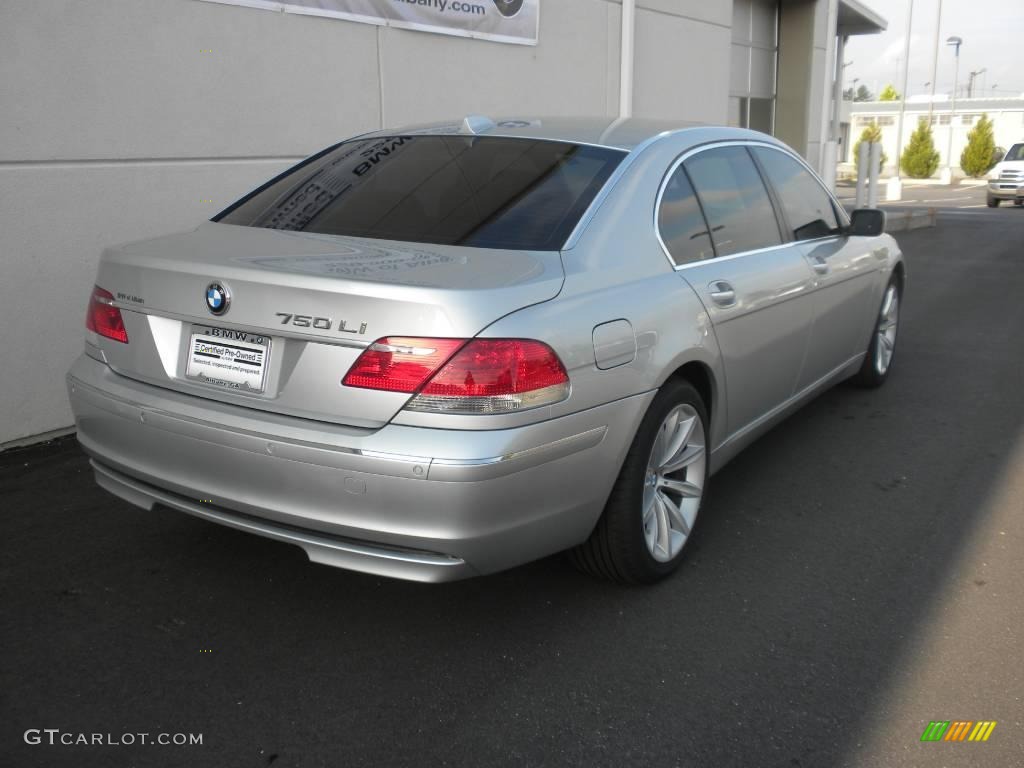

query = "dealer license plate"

[185,327,271,393]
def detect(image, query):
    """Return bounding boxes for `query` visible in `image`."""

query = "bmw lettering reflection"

[67,116,904,584]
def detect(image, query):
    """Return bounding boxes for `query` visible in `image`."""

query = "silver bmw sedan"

[67,117,903,584]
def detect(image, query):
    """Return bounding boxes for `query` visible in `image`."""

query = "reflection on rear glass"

[217,136,625,250]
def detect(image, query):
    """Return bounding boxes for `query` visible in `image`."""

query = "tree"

[879,84,901,101]
[852,122,888,174]
[900,119,941,178]
[854,84,874,102]
[960,114,997,177]
[843,87,855,101]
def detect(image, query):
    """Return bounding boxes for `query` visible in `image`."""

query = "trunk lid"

[92,222,564,428]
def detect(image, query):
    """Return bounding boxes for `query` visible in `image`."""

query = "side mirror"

[848,208,886,237]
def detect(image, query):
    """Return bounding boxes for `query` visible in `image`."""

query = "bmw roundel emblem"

[492,0,524,18]
[205,282,230,315]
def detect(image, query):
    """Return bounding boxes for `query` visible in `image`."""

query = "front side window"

[216,136,625,250]
[657,166,715,265]
[684,146,782,257]
[752,147,840,241]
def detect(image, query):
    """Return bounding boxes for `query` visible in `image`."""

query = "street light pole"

[944,36,962,183]
[967,68,986,98]
[889,0,915,200]
[834,57,852,155]
[928,0,943,124]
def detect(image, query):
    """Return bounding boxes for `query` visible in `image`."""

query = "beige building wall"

[776,0,839,172]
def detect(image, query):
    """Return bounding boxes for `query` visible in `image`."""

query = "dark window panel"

[657,167,715,265]
[684,146,782,256]
[752,147,840,241]
[217,136,624,251]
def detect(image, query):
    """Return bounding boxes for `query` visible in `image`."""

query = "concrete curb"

[836,173,989,188]
[885,208,937,232]
[836,178,988,189]
[0,426,76,453]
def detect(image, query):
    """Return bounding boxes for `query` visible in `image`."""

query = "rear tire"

[1014,199,1023,207]
[851,277,900,388]
[569,379,709,584]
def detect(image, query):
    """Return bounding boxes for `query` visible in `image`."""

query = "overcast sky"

[844,0,1024,100]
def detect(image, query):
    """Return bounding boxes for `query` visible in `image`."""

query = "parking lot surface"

[2,209,1023,767]
[836,179,1014,215]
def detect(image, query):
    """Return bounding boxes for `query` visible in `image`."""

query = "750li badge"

[275,313,367,335]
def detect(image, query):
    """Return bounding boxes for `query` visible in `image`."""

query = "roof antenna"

[460,115,497,135]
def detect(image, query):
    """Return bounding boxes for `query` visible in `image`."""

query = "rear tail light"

[409,339,569,413]
[341,337,466,393]
[342,337,569,414]
[85,286,129,344]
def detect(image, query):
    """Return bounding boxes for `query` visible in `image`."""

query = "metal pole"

[928,0,942,124]
[947,45,960,172]
[822,35,846,192]
[857,141,869,208]
[618,0,635,119]
[832,36,846,144]
[894,0,915,183]
[967,69,986,99]
[868,143,882,207]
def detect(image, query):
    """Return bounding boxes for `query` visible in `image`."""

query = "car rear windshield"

[215,136,625,250]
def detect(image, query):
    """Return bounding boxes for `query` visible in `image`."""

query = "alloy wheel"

[875,284,899,375]
[641,404,707,562]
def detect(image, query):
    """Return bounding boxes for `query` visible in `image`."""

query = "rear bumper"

[68,355,652,582]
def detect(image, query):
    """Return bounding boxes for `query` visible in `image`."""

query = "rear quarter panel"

[394,131,784,446]
[482,133,729,450]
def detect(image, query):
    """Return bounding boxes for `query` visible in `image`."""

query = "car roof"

[357,115,781,153]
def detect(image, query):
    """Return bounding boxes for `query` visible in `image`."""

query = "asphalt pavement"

[2,208,1023,768]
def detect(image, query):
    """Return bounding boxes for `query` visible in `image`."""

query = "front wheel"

[987,193,1000,208]
[851,278,900,388]
[570,379,709,584]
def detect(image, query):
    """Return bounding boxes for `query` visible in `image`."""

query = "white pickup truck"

[987,143,1024,207]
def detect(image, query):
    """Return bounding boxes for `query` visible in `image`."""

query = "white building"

[843,96,1024,176]
[0,0,886,447]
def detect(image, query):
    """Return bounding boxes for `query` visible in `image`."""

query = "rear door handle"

[708,281,736,307]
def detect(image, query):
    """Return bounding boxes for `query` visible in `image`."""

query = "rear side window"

[216,136,624,250]
[657,166,715,265]
[684,146,782,257]
[752,147,840,241]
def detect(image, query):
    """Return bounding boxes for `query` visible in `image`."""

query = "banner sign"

[199,0,539,45]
